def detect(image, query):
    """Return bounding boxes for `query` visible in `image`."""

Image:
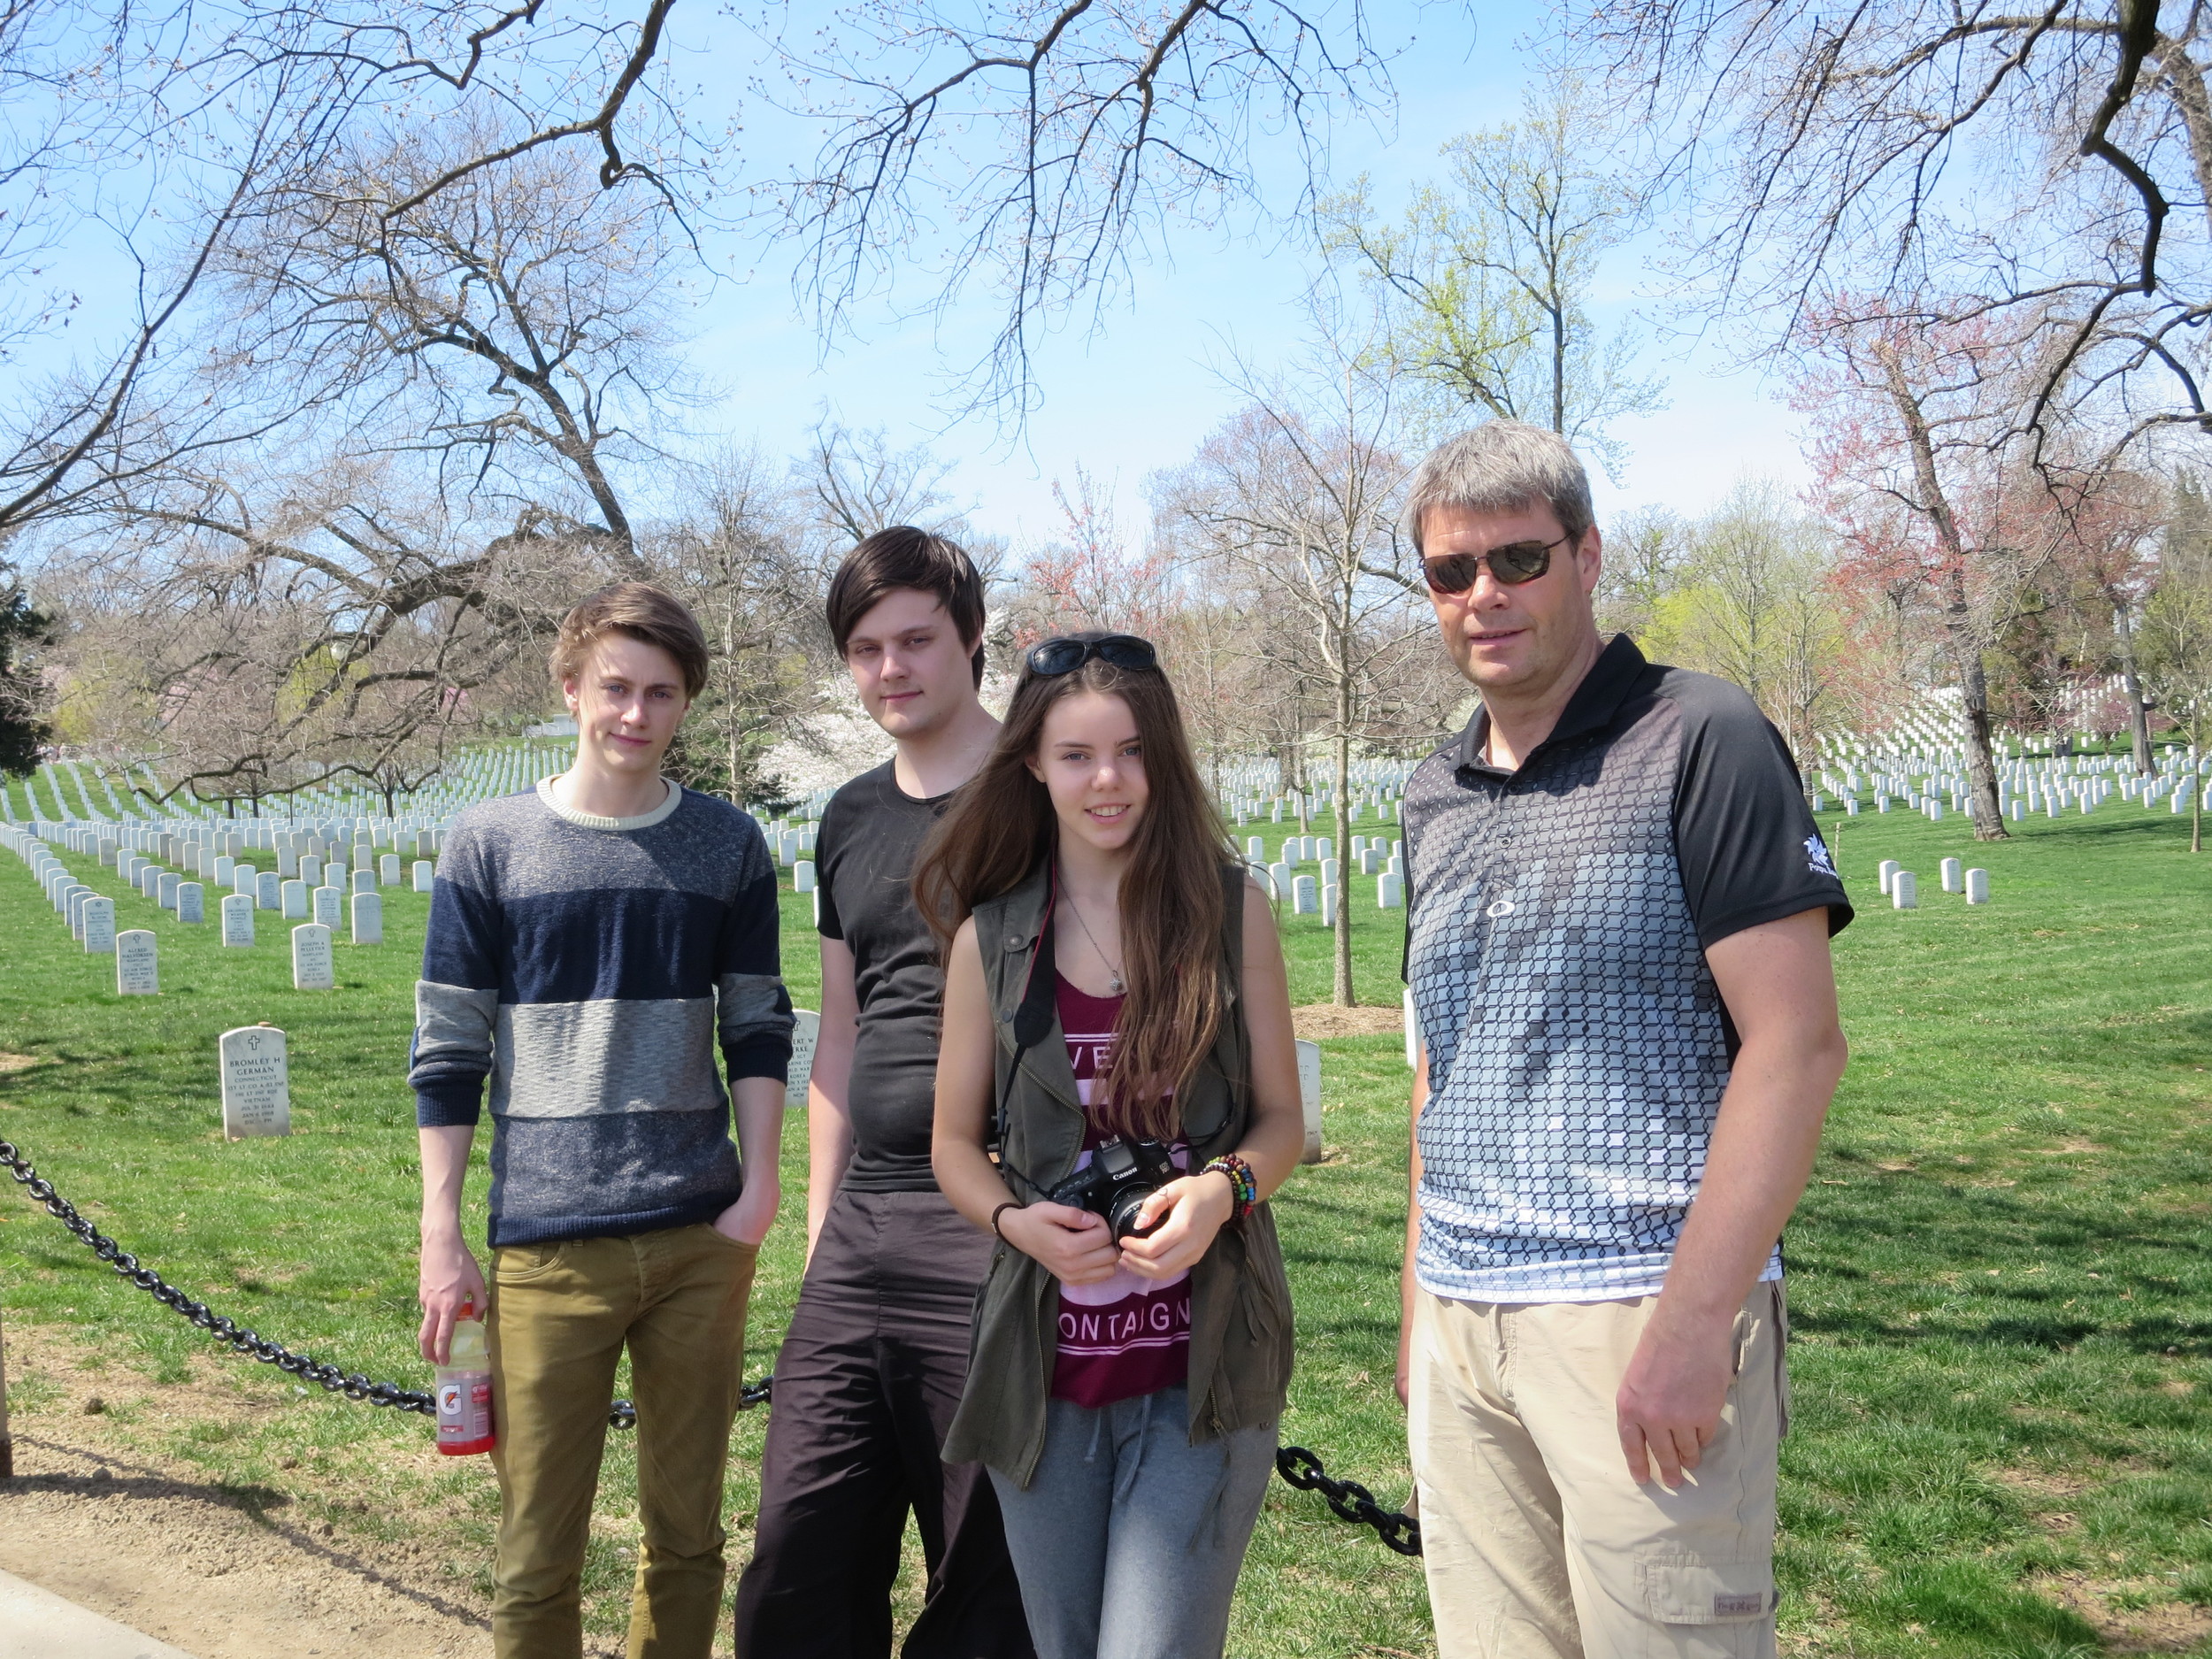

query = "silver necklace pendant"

[1107,972,1125,995]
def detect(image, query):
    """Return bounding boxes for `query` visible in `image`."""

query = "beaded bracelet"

[1201,1154,1258,1224]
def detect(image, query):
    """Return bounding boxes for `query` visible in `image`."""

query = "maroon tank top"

[1049,974,1192,1409]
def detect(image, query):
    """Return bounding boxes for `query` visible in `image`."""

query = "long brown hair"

[913,635,1234,1139]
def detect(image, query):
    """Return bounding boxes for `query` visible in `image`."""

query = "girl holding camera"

[920,633,1306,1659]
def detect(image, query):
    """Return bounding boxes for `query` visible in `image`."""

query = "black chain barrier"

[4,1141,1406,1550]
[1275,1445,1423,1555]
[0,1139,658,1425]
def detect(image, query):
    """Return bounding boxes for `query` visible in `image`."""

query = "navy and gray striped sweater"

[409,779,795,1248]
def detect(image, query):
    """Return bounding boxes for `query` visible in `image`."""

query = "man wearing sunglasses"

[1394,421,1852,1659]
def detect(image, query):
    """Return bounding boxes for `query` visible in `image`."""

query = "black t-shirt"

[816,760,956,1194]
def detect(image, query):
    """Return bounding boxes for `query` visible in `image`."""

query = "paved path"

[0,1567,200,1658]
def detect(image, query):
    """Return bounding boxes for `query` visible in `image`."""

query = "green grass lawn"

[2,799,2208,1656]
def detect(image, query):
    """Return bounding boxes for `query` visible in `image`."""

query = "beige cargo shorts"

[1409,1280,1789,1659]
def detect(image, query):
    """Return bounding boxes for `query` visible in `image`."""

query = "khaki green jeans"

[488,1223,759,1659]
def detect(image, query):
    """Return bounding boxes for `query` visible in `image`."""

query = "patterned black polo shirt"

[1403,634,1851,1302]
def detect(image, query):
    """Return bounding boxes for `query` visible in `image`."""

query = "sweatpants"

[987,1385,1278,1659]
[732,1187,1033,1659]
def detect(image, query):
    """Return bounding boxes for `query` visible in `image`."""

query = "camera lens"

[1109,1186,1161,1240]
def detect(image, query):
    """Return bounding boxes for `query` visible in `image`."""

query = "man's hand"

[715,1178,780,1248]
[1001,1202,1124,1286]
[418,1231,488,1366]
[1614,1311,1735,1486]
[1117,1171,1232,1280]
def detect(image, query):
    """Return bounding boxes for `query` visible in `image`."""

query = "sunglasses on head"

[1422,532,1574,594]
[1026,634,1160,676]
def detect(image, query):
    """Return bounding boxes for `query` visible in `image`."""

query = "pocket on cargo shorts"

[1635,1551,1776,1624]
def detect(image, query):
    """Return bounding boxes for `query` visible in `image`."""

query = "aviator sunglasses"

[1422,532,1574,594]
[1025,634,1160,676]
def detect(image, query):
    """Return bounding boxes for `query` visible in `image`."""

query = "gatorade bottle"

[435,1317,496,1455]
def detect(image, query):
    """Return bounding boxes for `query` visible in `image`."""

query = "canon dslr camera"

[1048,1137,1179,1240]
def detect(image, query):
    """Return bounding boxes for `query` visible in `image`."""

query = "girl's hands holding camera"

[1117,1170,1233,1280]
[1002,1201,1125,1286]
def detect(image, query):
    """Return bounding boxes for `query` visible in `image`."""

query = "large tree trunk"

[1879,347,2008,841]
[1332,665,1355,1007]
[2111,597,2154,774]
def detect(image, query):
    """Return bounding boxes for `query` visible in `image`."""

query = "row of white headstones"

[5,823,413,984]
[1876,857,1992,909]
[2,823,429,1138]
[1239,833,1407,922]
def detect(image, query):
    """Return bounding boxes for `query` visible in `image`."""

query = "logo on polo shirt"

[1803,834,1836,878]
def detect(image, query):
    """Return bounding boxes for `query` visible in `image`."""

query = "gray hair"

[1401,421,1594,557]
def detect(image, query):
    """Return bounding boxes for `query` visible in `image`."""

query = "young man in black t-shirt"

[733,528,1031,1659]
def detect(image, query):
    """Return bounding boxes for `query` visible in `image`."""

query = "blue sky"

[15,0,1812,550]
[680,0,1810,547]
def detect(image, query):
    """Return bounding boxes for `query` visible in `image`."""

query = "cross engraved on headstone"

[219,1025,291,1139]
[291,923,335,991]
[115,929,158,995]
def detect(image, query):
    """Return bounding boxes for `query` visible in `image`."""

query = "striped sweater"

[409,779,794,1248]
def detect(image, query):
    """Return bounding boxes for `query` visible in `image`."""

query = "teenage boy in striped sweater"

[412,582,794,1659]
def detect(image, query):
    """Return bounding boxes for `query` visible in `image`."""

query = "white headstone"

[82,897,116,954]
[1245,836,1265,864]
[313,884,342,929]
[257,870,281,910]
[1320,883,1338,927]
[1940,856,1962,894]
[280,878,308,918]
[1378,872,1403,909]
[1266,861,1292,901]
[1292,875,1318,915]
[786,1009,821,1108]
[115,929,158,995]
[301,855,322,887]
[219,1025,291,1138]
[379,853,401,887]
[351,889,383,945]
[177,882,204,924]
[1964,867,1989,904]
[158,872,180,910]
[220,892,256,946]
[1295,1037,1323,1164]
[1892,871,1917,910]
[352,869,375,895]
[794,859,817,894]
[412,860,434,893]
[1878,859,1901,895]
[291,923,335,991]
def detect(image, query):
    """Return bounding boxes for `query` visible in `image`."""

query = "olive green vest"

[942,862,1295,1486]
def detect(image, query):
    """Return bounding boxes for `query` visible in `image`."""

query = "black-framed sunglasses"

[1422,533,1575,595]
[1025,634,1160,676]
